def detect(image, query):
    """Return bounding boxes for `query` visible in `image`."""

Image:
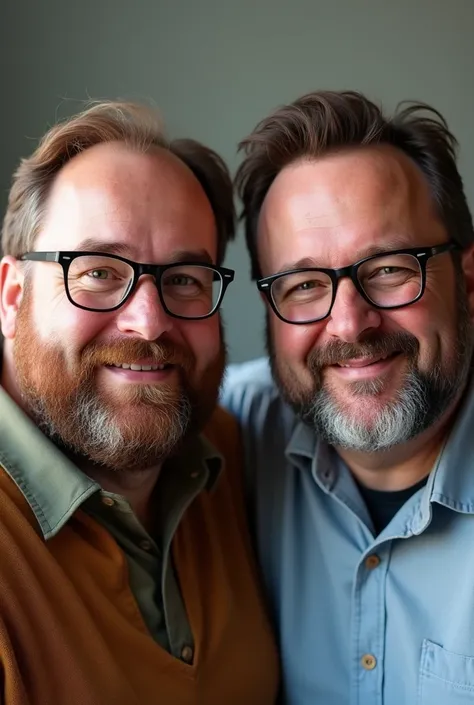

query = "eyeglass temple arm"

[21,251,60,262]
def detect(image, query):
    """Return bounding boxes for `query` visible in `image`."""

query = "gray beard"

[269,273,474,453]
[26,381,192,471]
[305,365,455,452]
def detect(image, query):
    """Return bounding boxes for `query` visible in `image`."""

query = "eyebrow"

[75,238,133,256]
[74,239,214,265]
[276,236,415,274]
[166,249,214,265]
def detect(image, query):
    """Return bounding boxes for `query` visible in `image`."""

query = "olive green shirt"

[0,385,222,662]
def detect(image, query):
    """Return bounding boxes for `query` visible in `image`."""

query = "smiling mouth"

[336,352,400,368]
[106,363,172,371]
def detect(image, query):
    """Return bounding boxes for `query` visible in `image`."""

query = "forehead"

[36,141,217,259]
[258,145,446,272]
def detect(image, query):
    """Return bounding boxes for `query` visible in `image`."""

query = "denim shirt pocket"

[418,640,474,703]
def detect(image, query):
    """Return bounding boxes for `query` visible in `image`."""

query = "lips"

[336,352,399,368]
[107,363,170,371]
[82,339,193,376]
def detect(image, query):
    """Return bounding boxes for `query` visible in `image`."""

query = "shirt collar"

[0,385,99,539]
[423,377,474,515]
[0,384,223,539]
[179,432,223,491]
[286,418,336,489]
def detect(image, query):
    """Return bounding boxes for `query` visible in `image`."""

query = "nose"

[325,277,382,343]
[115,277,174,340]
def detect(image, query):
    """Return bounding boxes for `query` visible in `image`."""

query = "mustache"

[307,332,419,370]
[80,338,194,372]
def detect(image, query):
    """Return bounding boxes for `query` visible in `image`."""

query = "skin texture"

[0,142,225,523]
[259,145,474,490]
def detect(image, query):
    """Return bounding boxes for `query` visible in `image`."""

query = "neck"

[81,459,162,529]
[337,399,462,491]
[1,347,24,409]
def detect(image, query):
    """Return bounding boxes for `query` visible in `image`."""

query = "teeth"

[111,363,167,371]
[338,354,390,368]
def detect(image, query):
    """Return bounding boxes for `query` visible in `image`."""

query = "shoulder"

[202,405,240,456]
[224,357,274,390]
[220,357,297,450]
[221,357,282,420]
[0,465,40,535]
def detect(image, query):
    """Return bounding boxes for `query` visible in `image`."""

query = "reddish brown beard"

[13,294,226,471]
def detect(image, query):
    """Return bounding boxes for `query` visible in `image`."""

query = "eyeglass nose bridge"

[128,262,165,292]
[326,261,372,314]
[135,262,163,280]
[119,263,166,310]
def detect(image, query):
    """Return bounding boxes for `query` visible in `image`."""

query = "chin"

[104,383,183,407]
[329,376,394,401]
[335,391,389,416]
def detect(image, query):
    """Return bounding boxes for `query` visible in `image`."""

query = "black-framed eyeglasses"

[20,251,235,319]
[257,242,459,325]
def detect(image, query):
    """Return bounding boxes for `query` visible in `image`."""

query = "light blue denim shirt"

[222,357,474,705]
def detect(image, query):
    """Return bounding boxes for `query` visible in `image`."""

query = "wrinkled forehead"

[257,146,444,272]
[35,142,218,260]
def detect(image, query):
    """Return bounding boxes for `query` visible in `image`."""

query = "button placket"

[351,544,389,703]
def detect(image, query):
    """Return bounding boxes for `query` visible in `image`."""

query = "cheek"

[31,288,109,352]
[271,316,319,364]
[386,302,454,366]
[180,317,222,366]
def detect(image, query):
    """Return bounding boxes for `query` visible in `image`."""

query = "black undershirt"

[355,475,428,535]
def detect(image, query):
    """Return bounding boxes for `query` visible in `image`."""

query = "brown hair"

[235,90,474,279]
[2,101,235,263]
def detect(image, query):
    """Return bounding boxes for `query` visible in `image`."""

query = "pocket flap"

[421,639,474,689]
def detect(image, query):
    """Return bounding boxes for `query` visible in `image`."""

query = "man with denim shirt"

[222,91,474,704]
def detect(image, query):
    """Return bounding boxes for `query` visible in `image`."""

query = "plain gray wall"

[1,0,473,361]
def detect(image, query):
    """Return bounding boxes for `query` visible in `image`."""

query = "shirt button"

[365,554,381,570]
[181,645,194,663]
[361,654,377,670]
[139,540,152,551]
[101,496,115,507]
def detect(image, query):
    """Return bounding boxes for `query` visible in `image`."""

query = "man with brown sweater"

[0,101,279,704]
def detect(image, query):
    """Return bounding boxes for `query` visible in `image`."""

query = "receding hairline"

[58,137,191,174]
[257,142,443,254]
[37,139,219,249]
[265,141,429,178]
[259,143,437,216]
[53,139,209,192]
[42,139,217,228]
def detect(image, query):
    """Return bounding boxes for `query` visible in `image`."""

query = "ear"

[0,256,25,339]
